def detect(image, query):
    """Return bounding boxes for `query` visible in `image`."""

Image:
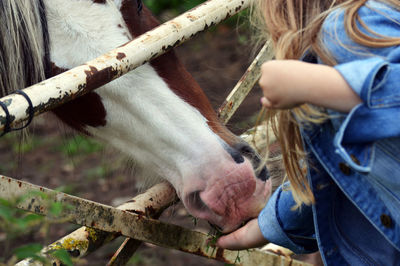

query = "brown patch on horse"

[50,63,107,134]
[120,1,237,145]
[50,63,69,76]
[120,1,159,37]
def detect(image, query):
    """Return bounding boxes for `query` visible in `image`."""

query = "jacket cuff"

[258,185,315,254]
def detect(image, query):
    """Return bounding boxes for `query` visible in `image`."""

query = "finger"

[216,219,268,250]
[261,97,272,108]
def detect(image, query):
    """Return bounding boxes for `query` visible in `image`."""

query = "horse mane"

[0,0,50,97]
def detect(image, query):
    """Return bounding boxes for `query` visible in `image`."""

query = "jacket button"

[380,214,393,228]
[350,154,361,165]
[339,162,351,175]
[316,183,330,190]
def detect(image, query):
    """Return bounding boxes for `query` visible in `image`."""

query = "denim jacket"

[258,1,400,265]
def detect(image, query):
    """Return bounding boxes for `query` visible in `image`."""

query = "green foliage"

[206,229,243,264]
[234,250,241,263]
[13,137,41,154]
[49,202,63,217]
[49,249,73,266]
[143,0,251,35]
[0,132,42,154]
[127,253,144,265]
[206,229,223,256]
[12,244,45,262]
[0,194,73,265]
[55,184,77,195]
[0,197,44,238]
[188,214,198,226]
[84,165,110,180]
[144,0,205,15]
[56,135,103,157]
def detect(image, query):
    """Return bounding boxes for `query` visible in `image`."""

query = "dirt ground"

[0,23,264,265]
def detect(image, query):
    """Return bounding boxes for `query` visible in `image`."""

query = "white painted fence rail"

[0,0,253,134]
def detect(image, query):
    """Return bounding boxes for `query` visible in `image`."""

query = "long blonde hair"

[253,0,400,207]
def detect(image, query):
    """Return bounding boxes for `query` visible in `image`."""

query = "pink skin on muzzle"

[182,158,272,233]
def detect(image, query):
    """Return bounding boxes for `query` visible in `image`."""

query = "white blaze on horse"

[0,0,271,232]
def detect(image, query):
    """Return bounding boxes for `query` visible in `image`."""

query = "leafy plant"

[0,197,44,246]
[49,249,73,266]
[206,229,223,256]
[188,214,199,226]
[206,229,244,265]
[12,244,46,264]
[0,193,73,265]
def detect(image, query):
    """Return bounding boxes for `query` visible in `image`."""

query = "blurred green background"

[143,0,249,29]
[143,0,206,15]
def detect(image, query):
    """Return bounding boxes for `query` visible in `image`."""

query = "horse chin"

[181,159,272,233]
[206,178,272,233]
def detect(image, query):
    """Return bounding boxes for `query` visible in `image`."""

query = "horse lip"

[185,191,208,211]
[184,191,220,218]
[183,190,227,229]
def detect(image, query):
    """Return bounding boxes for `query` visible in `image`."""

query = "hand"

[216,218,268,250]
[259,60,309,109]
[259,60,362,112]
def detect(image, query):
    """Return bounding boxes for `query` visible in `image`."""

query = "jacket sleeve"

[330,49,400,172]
[334,47,400,144]
[258,183,318,254]
[320,1,400,144]
[319,3,400,172]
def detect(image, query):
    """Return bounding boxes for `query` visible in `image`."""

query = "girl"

[217,0,400,265]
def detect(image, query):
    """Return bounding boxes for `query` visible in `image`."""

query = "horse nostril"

[234,142,270,181]
[257,166,269,181]
[229,148,245,164]
[222,144,245,164]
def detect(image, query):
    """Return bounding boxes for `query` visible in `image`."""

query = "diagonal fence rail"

[13,181,179,266]
[1,176,308,266]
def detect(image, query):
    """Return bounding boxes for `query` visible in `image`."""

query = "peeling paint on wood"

[1,176,310,266]
[218,42,272,124]
[0,0,255,136]
[15,182,177,265]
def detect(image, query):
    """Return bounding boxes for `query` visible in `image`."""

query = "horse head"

[0,0,271,232]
